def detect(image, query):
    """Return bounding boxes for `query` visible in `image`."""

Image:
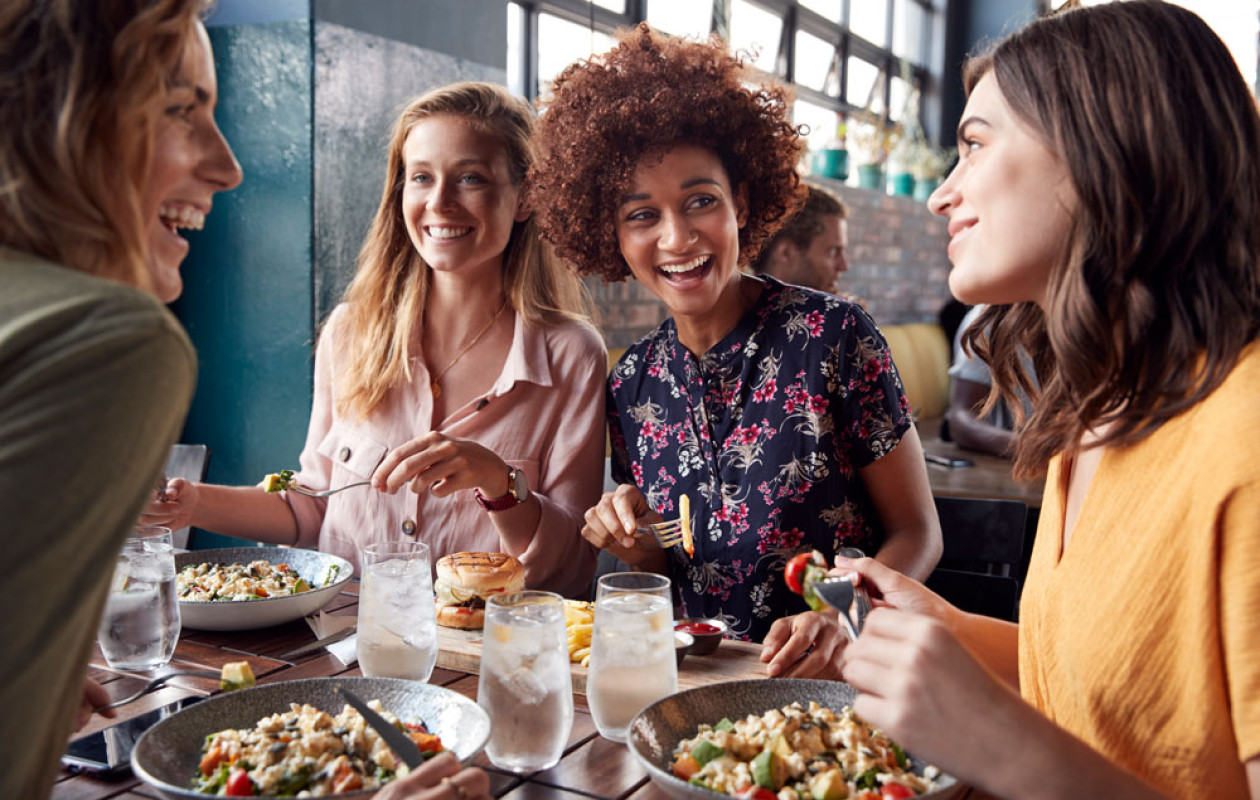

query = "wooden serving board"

[435,624,768,694]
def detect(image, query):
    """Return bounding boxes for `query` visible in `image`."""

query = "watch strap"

[474,467,525,512]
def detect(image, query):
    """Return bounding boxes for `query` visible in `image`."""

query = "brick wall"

[587,178,955,349]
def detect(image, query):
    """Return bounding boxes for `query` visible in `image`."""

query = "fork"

[92,668,223,712]
[634,518,683,548]
[810,547,874,641]
[287,480,372,498]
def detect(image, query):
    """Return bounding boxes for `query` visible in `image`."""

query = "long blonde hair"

[0,0,207,286]
[335,82,592,420]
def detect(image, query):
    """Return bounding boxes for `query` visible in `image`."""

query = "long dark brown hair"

[963,0,1260,479]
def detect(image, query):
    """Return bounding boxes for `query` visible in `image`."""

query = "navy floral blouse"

[607,277,912,641]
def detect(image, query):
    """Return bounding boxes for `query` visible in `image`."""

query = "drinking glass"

[97,526,180,670]
[477,591,574,772]
[357,541,438,681]
[586,572,676,742]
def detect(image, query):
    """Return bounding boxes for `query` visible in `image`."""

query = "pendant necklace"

[429,298,509,399]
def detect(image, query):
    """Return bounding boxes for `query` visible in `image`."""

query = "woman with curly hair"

[530,25,941,651]
[834,3,1260,797]
[150,82,607,597]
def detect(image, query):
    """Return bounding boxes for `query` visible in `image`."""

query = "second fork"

[634,519,683,548]
[288,480,373,498]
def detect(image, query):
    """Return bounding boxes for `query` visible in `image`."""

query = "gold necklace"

[428,298,509,399]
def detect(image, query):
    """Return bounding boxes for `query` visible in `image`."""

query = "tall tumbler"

[477,591,574,772]
[586,572,676,742]
[357,541,438,681]
[97,526,180,670]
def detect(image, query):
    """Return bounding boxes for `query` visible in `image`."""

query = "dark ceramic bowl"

[674,631,694,667]
[176,547,353,631]
[132,677,490,799]
[673,617,729,656]
[627,678,959,800]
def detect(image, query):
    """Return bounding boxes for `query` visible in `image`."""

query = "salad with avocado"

[672,702,938,800]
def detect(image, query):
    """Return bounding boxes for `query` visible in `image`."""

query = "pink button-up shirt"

[284,303,606,597]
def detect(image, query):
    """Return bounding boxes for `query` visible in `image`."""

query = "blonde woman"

[152,83,606,596]
[1,1,240,795]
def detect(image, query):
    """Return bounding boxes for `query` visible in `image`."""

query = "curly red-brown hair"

[529,23,806,283]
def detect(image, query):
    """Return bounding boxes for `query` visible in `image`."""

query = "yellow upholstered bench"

[880,322,951,420]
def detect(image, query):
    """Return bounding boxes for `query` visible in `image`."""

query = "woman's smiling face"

[928,71,1077,308]
[142,21,242,302]
[615,144,748,320]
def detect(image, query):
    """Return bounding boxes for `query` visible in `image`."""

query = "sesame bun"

[433,552,525,630]
[435,603,487,630]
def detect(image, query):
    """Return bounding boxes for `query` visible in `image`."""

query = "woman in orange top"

[831,3,1260,798]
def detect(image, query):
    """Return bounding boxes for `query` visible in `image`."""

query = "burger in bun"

[434,551,525,629]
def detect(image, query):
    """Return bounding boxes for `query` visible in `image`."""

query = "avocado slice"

[219,661,256,692]
[691,739,725,766]
[810,769,848,800]
[752,735,793,790]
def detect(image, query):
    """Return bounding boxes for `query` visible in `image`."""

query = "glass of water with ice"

[586,572,676,742]
[97,525,180,671]
[477,591,574,772]
[357,541,438,681]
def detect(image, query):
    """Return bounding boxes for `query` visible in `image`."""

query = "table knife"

[280,626,355,660]
[333,684,424,770]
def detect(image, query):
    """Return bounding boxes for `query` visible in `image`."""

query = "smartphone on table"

[62,696,203,777]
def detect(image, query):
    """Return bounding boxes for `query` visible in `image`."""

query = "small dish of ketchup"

[672,617,728,656]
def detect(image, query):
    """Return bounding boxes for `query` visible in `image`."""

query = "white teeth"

[659,255,709,274]
[159,205,205,231]
[427,226,471,239]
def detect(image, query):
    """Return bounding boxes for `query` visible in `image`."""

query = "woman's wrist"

[475,459,511,499]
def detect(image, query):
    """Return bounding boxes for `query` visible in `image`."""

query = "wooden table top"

[917,417,1044,509]
[59,583,997,800]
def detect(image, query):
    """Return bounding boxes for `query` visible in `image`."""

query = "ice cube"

[501,666,548,705]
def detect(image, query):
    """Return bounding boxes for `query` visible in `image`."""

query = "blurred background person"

[752,184,858,303]
[943,303,1034,457]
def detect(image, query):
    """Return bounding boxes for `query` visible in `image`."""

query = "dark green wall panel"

[172,21,314,548]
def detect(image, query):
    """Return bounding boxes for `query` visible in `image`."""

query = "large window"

[509,0,939,143]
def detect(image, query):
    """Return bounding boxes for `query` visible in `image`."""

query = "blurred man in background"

[754,184,856,301]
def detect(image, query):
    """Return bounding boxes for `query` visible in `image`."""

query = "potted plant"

[910,142,955,201]
[809,113,849,181]
[848,110,900,191]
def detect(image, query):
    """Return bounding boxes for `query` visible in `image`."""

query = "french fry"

[563,599,596,665]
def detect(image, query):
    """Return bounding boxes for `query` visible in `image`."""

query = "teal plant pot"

[856,164,885,191]
[913,177,939,202]
[888,172,915,197]
[810,148,849,181]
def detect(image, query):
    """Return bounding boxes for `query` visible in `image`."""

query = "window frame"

[511,0,939,135]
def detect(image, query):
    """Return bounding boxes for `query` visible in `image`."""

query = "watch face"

[510,468,529,502]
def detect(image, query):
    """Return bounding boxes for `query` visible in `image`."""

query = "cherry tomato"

[739,787,777,800]
[224,767,254,797]
[881,785,914,799]
[785,553,812,595]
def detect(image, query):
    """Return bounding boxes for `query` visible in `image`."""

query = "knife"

[333,684,424,770]
[280,626,355,660]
